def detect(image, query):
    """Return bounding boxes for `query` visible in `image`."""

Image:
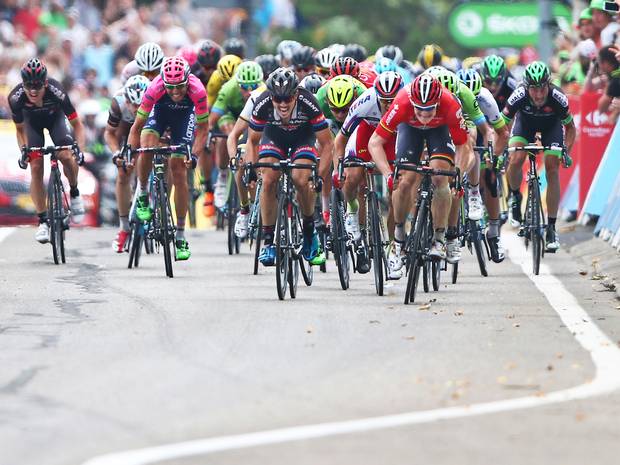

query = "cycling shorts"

[25,111,74,160]
[396,124,455,166]
[142,104,195,157]
[344,120,395,164]
[258,132,318,162]
[509,113,564,157]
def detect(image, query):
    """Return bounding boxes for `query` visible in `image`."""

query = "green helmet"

[433,69,460,96]
[235,61,263,87]
[481,55,506,81]
[523,61,550,86]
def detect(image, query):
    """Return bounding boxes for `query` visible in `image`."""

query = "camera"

[604,1,619,12]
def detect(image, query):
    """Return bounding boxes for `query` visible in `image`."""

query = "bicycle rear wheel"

[330,188,350,290]
[368,192,384,296]
[157,178,174,278]
[253,214,262,275]
[275,191,289,300]
[469,220,488,277]
[127,221,143,269]
[227,179,240,255]
[432,260,441,291]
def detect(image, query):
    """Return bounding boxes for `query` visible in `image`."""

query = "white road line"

[0,227,15,244]
[82,232,620,465]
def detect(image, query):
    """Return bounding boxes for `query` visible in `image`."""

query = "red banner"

[559,95,580,197]
[578,92,615,209]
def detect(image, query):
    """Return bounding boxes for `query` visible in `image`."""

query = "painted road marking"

[0,227,15,244]
[82,232,620,465]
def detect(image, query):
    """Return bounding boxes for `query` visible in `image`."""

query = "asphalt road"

[1,225,619,465]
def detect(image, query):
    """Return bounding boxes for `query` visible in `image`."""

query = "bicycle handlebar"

[244,160,322,192]
[19,143,82,169]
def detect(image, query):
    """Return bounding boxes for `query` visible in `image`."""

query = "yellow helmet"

[462,56,483,70]
[327,75,355,108]
[217,54,242,81]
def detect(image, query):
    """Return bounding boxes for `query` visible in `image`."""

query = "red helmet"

[329,56,360,79]
[408,74,442,108]
[177,45,197,67]
[358,68,377,89]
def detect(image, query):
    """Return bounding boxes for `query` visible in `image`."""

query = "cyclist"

[315,48,339,78]
[334,71,403,275]
[330,56,361,80]
[316,74,367,132]
[10,58,86,243]
[177,45,197,67]
[342,43,367,63]
[375,56,412,84]
[104,75,150,253]
[480,55,517,111]
[222,37,246,59]
[426,67,494,263]
[209,61,264,210]
[503,61,576,252]
[255,54,279,79]
[299,73,326,94]
[192,39,223,87]
[457,68,510,263]
[276,40,302,68]
[369,74,468,273]
[121,42,165,83]
[128,56,209,261]
[291,45,316,81]
[245,68,334,266]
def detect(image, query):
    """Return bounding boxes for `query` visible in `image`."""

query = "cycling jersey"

[340,87,383,136]
[137,74,208,123]
[345,119,396,163]
[9,78,77,124]
[211,78,246,119]
[239,85,267,122]
[477,87,505,129]
[315,77,366,126]
[107,90,136,128]
[502,83,573,126]
[375,87,468,146]
[492,75,517,111]
[206,70,228,109]
[121,60,140,83]
[456,81,485,126]
[357,68,377,89]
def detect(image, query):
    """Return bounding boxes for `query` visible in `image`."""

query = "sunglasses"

[239,82,259,91]
[165,82,187,90]
[484,78,502,86]
[24,81,44,90]
[329,106,350,115]
[272,95,295,103]
[413,104,437,112]
[378,97,395,104]
[143,70,159,80]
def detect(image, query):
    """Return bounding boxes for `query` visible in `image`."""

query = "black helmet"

[299,73,326,94]
[223,37,246,59]
[21,58,47,86]
[255,54,279,79]
[292,46,316,70]
[267,67,299,98]
[197,39,223,68]
[343,43,367,63]
[376,45,403,65]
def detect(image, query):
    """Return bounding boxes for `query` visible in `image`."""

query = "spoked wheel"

[432,260,441,291]
[48,173,66,265]
[368,192,384,296]
[404,201,426,304]
[127,221,143,269]
[157,178,174,278]
[469,220,488,277]
[530,180,543,276]
[330,189,350,290]
[288,204,302,296]
[275,192,290,300]
[227,180,240,255]
[253,215,262,276]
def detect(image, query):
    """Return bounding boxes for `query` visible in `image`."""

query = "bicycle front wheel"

[469,220,488,277]
[227,178,240,255]
[47,171,66,265]
[330,188,350,290]
[530,179,543,275]
[275,191,290,300]
[404,200,427,304]
[127,221,143,269]
[368,192,384,296]
[156,178,174,278]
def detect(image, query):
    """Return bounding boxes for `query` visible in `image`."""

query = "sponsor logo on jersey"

[507,86,526,106]
[552,88,568,108]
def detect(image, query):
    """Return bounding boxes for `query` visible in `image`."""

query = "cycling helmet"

[376,45,403,65]
[300,73,326,94]
[255,54,279,79]
[433,68,460,96]
[343,43,367,63]
[197,39,222,68]
[176,45,197,67]
[235,61,263,86]
[374,57,398,74]
[315,48,338,72]
[276,40,302,62]
[462,56,483,70]
[266,67,299,98]
[330,56,360,79]
[409,74,442,107]
[135,42,164,72]
[523,61,550,87]
[124,75,150,105]
[21,58,47,85]
[417,44,444,70]
[292,46,316,69]
[161,56,190,85]
[481,55,506,82]
[217,54,242,81]
[223,37,246,58]
[358,67,378,88]
[326,75,356,108]
[457,68,482,97]
[329,43,346,56]
[374,71,403,99]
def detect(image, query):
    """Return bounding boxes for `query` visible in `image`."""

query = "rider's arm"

[68,117,86,151]
[104,123,121,153]
[564,119,576,155]
[14,122,26,148]
[245,127,261,164]
[368,132,391,178]
[192,119,208,158]
[227,118,248,160]
[128,113,147,149]
[334,131,348,161]
[316,126,334,181]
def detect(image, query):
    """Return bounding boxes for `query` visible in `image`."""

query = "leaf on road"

[513,323,521,328]
[546,364,554,371]
[579,270,588,276]
[306,327,313,334]
[497,375,508,384]
[504,362,517,370]
[401,323,408,327]
[369,320,381,324]
[556,353,564,359]
[454,310,464,316]
[575,412,586,422]
[506,314,516,319]
[418,303,432,311]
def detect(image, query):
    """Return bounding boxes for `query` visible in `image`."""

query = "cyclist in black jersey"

[480,55,518,111]
[503,62,576,252]
[9,58,86,244]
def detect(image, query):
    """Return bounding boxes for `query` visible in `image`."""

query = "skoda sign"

[449,2,571,48]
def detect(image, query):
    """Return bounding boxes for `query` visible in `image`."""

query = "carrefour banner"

[448,2,571,48]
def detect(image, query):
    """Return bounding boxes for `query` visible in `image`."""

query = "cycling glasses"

[272,95,296,103]
[239,82,260,91]
[413,103,438,112]
[328,105,351,115]
[165,82,188,90]
[295,66,314,73]
[24,81,44,90]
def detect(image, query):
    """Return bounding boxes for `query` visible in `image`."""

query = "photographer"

[590,0,620,47]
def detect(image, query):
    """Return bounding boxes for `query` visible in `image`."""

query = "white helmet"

[376,45,404,66]
[315,48,338,71]
[135,42,164,72]
[124,75,150,105]
[276,40,302,62]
